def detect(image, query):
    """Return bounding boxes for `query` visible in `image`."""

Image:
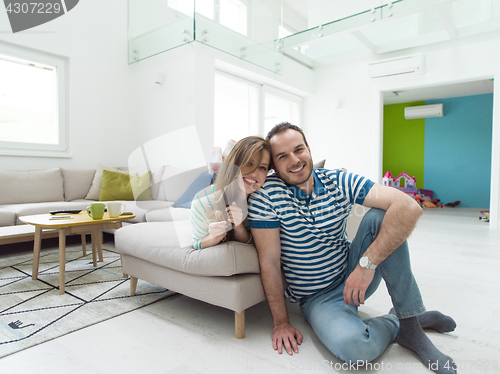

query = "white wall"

[303,32,500,228]
[0,0,135,170]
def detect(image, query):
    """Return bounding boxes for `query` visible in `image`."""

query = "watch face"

[360,257,368,267]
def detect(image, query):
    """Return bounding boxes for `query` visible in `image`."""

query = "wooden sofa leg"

[235,310,245,339]
[130,276,138,296]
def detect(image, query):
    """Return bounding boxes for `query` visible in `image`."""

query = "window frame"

[0,43,69,158]
[214,70,260,147]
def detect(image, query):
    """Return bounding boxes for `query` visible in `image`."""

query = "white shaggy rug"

[0,243,174,358]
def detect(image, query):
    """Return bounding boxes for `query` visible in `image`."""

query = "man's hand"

[272,322,303,355]
[343,265,375,306]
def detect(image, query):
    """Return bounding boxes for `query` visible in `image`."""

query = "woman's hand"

[226,202,244,228]
[227,202,250,243]
[208,210,229,237]
[202,211,228,249]
[208,221,228,238]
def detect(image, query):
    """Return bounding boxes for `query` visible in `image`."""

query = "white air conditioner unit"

[404,104,443,120]
[368,53,425,78]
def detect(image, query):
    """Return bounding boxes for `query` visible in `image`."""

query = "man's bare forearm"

[364,192,422,265]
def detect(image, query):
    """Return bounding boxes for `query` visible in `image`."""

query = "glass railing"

[128,0,194,63]
[128,0,500,70]
[128,0,283,73]
[279,0,500,67]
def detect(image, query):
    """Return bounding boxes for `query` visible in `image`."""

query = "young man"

[248,123,457,374]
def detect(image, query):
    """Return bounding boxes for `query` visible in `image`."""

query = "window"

[214,71,258,147]
[0,44,68,157]
[214,70,302,146]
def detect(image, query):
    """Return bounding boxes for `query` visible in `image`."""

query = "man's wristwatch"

[359,256,377,270]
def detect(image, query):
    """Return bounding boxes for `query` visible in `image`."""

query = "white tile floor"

[1,208,499,374]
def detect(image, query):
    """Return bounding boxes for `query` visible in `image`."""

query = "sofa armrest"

[0,208,16,227]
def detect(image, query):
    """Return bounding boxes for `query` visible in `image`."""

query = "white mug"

[107,202,126,218]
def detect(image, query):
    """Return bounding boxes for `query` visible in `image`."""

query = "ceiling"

[280,0,500,68]
[383,79,495,104]
[280,0,497,104]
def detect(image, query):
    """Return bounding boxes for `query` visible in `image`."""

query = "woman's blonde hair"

[213,136,270,213]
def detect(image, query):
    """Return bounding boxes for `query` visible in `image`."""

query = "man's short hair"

[266,122,309,146]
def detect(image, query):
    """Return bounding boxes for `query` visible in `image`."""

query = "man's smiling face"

[269,128,314,190]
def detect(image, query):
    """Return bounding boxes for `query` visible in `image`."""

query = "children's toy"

[383,171,418,197]
[479,210,489,222]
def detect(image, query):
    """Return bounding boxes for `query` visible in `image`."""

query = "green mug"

[87,203,105,220]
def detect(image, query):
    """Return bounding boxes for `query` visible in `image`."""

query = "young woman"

[190,136,271,249]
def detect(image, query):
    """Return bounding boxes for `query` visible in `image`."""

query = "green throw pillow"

[99,170,152,201]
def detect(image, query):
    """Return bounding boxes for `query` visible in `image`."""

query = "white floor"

[1,208,499,374]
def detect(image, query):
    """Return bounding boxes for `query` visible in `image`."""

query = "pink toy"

[383,171,418,197]
[382,171,394,187]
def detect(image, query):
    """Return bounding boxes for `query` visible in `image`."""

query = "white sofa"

[115,221,266,339]
[0,165,206,245]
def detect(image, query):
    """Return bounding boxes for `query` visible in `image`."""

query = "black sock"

[397,317,457,374]
[389,308,456,333]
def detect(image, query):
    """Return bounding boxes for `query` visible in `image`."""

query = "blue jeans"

[299,208,426,364]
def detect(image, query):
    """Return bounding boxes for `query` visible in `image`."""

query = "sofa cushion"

[61,168,96,201]
[99,170,152,201]
[99,200,171,223]
[314,159,326,168]
[0,208,16,226]
[150,165,167,200]
[85,164,130,200]
[145,207,190,222]
[0,168,64,205]
[172,172,212,208]
[115,222,260,276]
[158,166,207,202]
[2,201,90,225]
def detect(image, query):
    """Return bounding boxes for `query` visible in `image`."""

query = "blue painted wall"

[424,94,493,208]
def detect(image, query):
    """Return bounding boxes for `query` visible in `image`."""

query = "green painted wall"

[383,102,425,189]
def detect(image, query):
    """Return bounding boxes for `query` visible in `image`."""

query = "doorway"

[378,77,498,228]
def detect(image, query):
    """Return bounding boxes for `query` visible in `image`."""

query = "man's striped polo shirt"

[248,168,374,302]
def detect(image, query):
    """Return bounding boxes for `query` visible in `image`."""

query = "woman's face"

[240,151,270,196]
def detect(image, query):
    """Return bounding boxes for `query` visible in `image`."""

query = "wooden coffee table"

[20,211,135,295]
